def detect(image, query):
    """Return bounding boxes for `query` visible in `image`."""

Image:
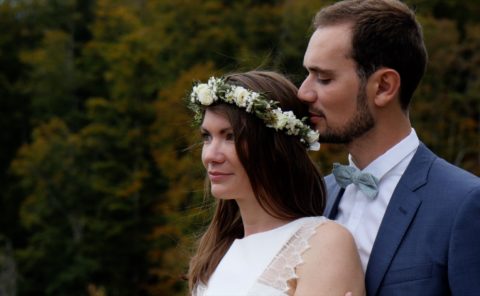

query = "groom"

[298,0,480,295]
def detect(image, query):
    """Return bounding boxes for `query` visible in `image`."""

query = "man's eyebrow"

[305,65,334,76]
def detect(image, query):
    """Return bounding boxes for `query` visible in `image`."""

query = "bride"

[187,71,365,295]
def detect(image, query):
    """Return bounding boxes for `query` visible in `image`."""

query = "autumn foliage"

[0,0,478,295]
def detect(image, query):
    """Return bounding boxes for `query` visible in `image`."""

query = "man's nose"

[298,78,316,103]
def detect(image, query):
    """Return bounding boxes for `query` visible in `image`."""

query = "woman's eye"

[225,133,234,141]
[201,132,211,142]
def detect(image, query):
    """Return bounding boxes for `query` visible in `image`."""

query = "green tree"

[0,0,34,257]
[12,96,163,295]
[4,0,479,295]
[414,16,480,175]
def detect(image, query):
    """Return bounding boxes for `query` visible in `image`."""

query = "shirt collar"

[348,128,420,181]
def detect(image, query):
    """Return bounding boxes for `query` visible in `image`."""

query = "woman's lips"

[208,171,232,182]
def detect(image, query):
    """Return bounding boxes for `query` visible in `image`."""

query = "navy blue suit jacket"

[324,143,480,296]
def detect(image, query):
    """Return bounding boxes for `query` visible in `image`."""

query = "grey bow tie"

[332,163,379,199]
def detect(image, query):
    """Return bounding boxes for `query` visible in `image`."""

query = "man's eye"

[317,77,332,85]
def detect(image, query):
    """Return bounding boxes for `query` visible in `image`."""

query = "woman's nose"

[202,140,225,166]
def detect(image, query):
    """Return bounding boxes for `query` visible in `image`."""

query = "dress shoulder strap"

[254,216,328,295]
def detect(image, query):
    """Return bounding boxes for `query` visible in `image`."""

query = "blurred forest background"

[0,0,479,295]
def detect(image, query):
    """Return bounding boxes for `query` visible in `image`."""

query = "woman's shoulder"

[313,219,354,241]
[308,219,357,256]
[293,217,357,259]
[297,217,354,244]
[294,219,365,295]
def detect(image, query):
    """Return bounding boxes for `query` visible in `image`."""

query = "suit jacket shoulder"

[368,143,480,296]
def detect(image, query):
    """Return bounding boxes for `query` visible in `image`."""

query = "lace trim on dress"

[253,217,327,295]
[194,282,206,296]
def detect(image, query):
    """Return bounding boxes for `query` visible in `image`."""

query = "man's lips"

[309,112,324,124]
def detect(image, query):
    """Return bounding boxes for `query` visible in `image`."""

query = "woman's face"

[201,109,254,200]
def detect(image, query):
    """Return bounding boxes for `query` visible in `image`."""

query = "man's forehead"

[304,27,352,65]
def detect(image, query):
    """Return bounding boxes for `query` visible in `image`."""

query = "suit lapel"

[365,184,421,295]
[324,174,344,219]
[327,188,344,219]
[366,144,434,295]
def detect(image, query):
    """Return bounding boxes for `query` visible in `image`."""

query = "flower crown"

[188,77,320,151]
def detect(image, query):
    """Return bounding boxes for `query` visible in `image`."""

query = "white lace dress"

[194,216,327,296]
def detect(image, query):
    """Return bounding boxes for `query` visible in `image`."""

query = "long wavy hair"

[188,71,326,292]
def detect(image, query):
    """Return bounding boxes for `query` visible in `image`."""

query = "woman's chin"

[211,190,233,200]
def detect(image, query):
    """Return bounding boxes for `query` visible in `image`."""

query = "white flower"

[190,90,197,103]
[250,92,260,101]
[246,92,259,112]
[307,130,319,143]
[232,86,250,107]
[309,141,321,151]
[188,76,320,150]
[207,77,220,92]
[224,89,235,103]
[284,111,298,133]
[271,108,289,130]
[195,84,216,105]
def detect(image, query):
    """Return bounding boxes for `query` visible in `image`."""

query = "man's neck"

[347,122,412,170]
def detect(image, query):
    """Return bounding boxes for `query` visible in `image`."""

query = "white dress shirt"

[336,129,420,271]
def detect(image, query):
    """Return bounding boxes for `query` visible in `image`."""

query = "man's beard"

[318,85,375,144]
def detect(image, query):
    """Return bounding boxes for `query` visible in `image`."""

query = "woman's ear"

[371,68,400,107]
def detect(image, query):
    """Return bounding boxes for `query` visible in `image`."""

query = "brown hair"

[188,71,326,291]
[313,0,428,109]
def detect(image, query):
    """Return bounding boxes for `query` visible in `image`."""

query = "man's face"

[298,24,374,144]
